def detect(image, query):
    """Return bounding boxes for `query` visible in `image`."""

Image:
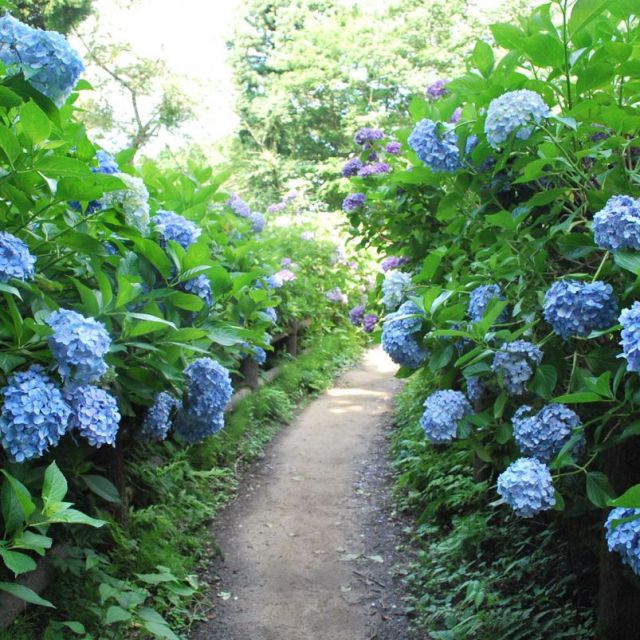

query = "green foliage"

[12,0,94,34]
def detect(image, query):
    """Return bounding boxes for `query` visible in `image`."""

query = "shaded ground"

[191,347,417,640]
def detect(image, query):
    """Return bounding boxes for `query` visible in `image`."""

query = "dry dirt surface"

[191,347,419,640]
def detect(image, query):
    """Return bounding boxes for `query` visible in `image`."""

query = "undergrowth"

[3,328,364,640]
[391,371,598,640]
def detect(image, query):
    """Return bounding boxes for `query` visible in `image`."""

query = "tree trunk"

[241,356,260,391]
[286,324,299,357]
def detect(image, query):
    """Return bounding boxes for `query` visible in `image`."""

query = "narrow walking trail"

[192,347,412,640]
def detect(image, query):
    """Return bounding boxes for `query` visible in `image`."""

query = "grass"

[391,370,597,640]
[2,327,365,640]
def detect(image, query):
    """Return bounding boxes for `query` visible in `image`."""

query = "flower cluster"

[381,256,409,272]
[181,275,213,306]
[354,127,384,146]
[227,193,251,218]
[253,346,267,365]
[274,268,296,285]
[468,284,506,322]
[543,280,618,339]
[250,211,266,233]
[357,162,390,177]
[0,231,36,283]
[620,302,640,372]
[175,358,233,443]
[264,307,278,324]
[497,457,556,517]
[326,287,348,304]
[484,90,549,149]
[343,193,366,212]
[385,141,401,155]
[513,404,582,462]
[0,366,71,462]
[141,392,181,441]
[152,210,201,249]
[605,508,640,575]
[342,158,363,177]
[349,305,365,326]
[363,314,378,333]
[381,301,428,368]
[66,385,120,447]
[99,173,149,233]
[492,340,543,396]
[420,390,473,444]
[94,150,119,174]
[47,309,111,383]
[426,79,448,100]
[0,15,84,106]
[408,119,461,173]
[382,270,412,310]
[466,377,485,404]
[593,195,640,252]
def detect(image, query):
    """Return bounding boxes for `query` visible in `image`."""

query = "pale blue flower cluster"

[0,15,84,106]
[66,384,120,447]
[102,173,150,233]
[250,212,266,232]
[543,280,618,339]
[253,346,267,365]
[382,270,412,310]
[175,358,233,443]
[152,210,201,249]
[264,307,278,324]
[181,275,213,306]
[513,404,582,462]
[381,301,428,368]
[343,193,366,212]
[593,195,640,252]
[492,340,542,396]
[468,284,506,322]
[0,366,71,462]
[0,231,36,282]
[466,376,485,404]
[227,193,251,218]
[420,390,473,444]
[484,90,549,149]
[605,508,640,575]
[47,309,111,383]
[408,119,461,173]
[497,457,556,517]
[140,392,181,441]
[619,302,640,372]
[94,150,119,174]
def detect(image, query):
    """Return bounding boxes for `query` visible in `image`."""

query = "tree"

[12,0,94,33]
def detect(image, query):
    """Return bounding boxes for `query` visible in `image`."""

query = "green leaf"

[569,0,610,36]
[552,391,609,403]
[0,582,54,608]
[167,291,204,311]
[471,40,494,77]
[522,33,564,67]
[143,622,180,640]
[614,250,640,275]
[576,64,615,93]
[610,484,640,508]
[42,461,67,503]
[1,471,35,520]
[48,508,105,528]
[19,100,51,145]
[81,475,121,504]
[586,471,615,508]
[104,605,132,624]
[0,124,21,163]
[62,621,86,634]
[490,23,525,50]
[0,548,36,575]
[428,344,454,372]
[532,365,557,400]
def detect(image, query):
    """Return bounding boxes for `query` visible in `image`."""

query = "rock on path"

[191,347,412,640]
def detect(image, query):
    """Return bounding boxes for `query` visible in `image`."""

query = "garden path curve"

[191,347,412,640]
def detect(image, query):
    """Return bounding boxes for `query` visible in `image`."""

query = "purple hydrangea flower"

[385,141,402,155]
[326,287,348,304]
[342,158,364,177]
[426,79,449,100]
[363,314,378,333]
[381,256,409,272]
[450,107,462,124]
[227,193,251,218]
[357,162,391,177]
[349,305,365,326]
[250,211,266,232]
[354,127,384,146]
[343,193,366,212]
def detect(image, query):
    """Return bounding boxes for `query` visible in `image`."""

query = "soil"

[191,347,420,640]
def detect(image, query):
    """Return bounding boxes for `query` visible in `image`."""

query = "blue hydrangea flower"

[466,376,485,404]
[349,305,365,327]
[484,90,550,149]
[381,301,428,368]
[468,284,506,322]
[620,302,640,372]
[382,270,412,311]
[0,15,84,106]
[102,173,150,233]
[227,193,251,218]
[175,358,233,444]
[426,79,449,100]
[605,508,640,575]
[66,384,120,447]
[343,193,366,212]
[181,275,213,306]
[141,392,181,441]
[94,150,119,174]
[593,195,640,252]
[492,340,543,396]
[152,210,201,249]
[250,211,266,232]
[264,307,278,324]
[0,366,71,462]
[0,231,36,282]
[513,404,582,462]
[408,119,461,173]
[497,457,556,517]
[420,390,473,444]
[253,347,267,365]
[47,309,111,383]
[342,158,363,177]
[543,280,618,339]
[357,162,391,177]
[354,127,384,146]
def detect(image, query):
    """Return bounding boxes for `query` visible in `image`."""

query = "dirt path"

[191,347,414,640]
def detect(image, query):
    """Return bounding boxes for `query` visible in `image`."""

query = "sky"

[73,0,508,156]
